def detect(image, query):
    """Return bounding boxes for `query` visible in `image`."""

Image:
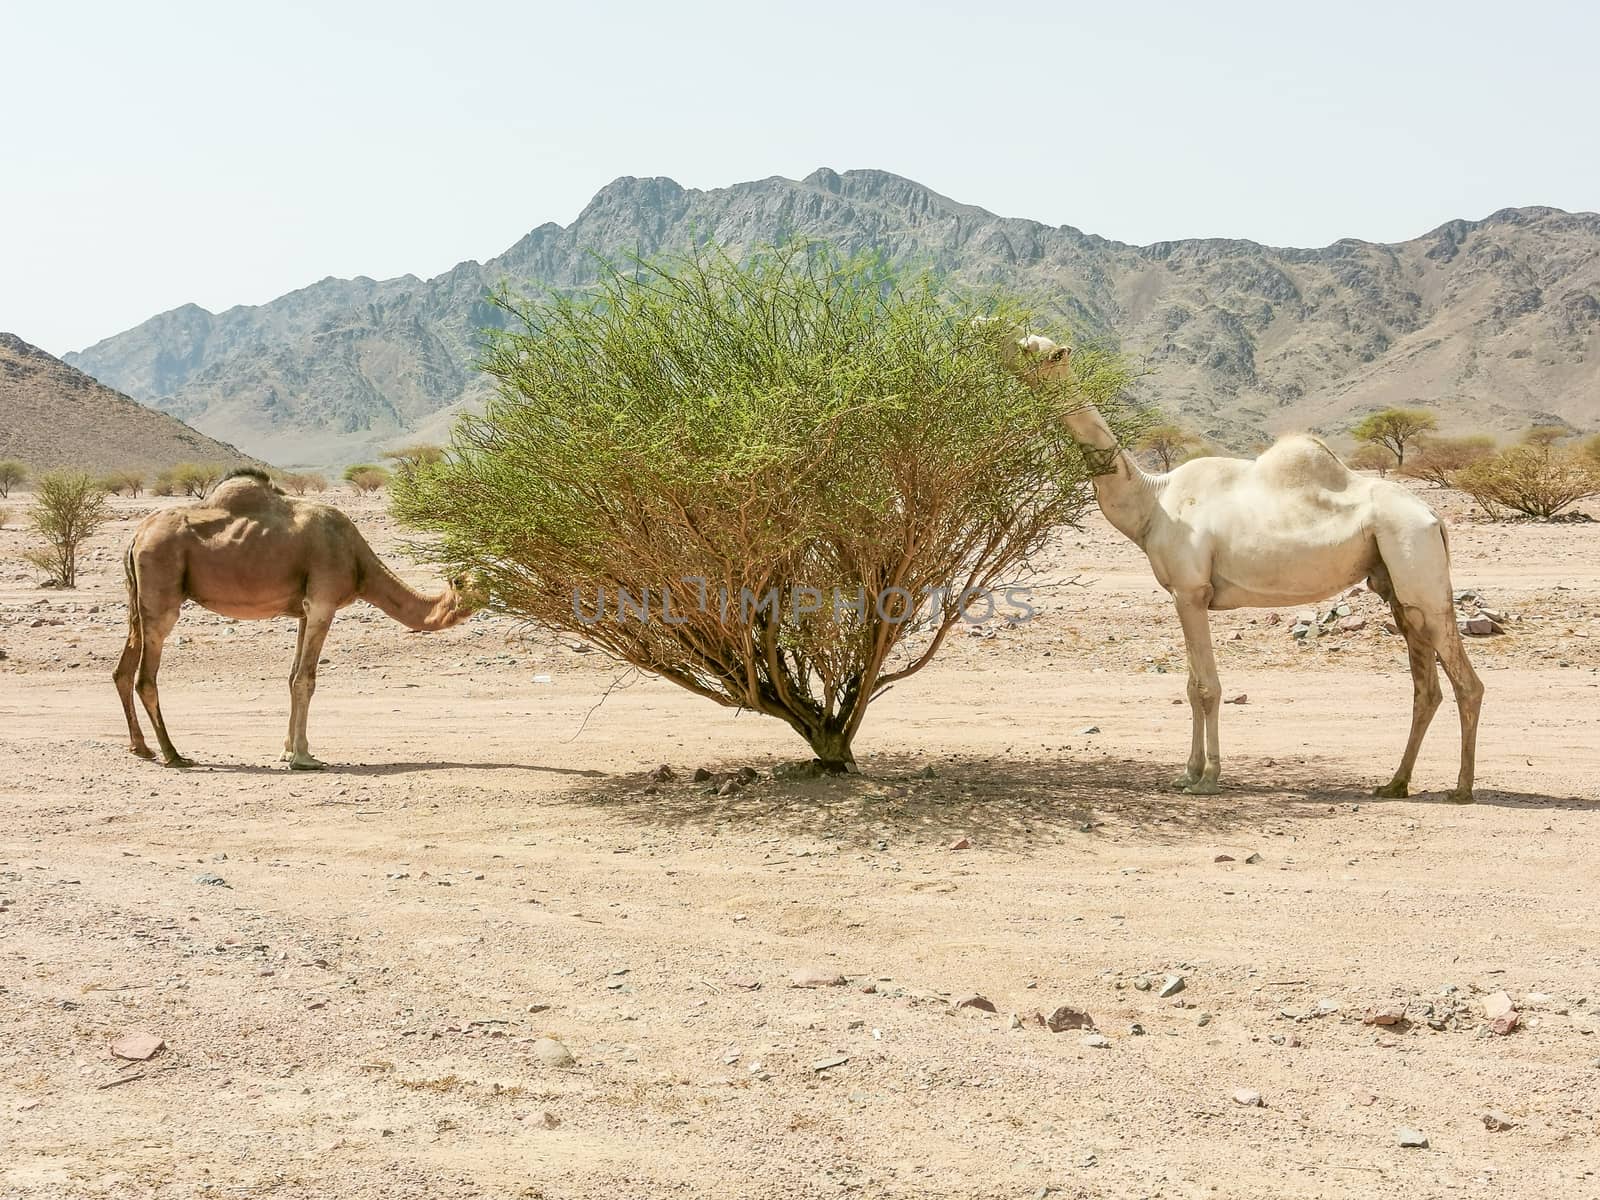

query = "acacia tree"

[0,460,26,498]
[1137,423,1203,471]
[1402,434,1495,487]
[1454,429,1600,519]
[394,247,1134,769]
[1352,407,1437,469]
[25,470,110,587]
[344,464,391,492]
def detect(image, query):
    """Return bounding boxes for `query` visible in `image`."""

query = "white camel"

[1013,334,1482,802]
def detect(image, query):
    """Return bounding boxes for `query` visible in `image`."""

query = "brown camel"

[115,467,485,769]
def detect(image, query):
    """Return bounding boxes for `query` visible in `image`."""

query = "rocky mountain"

[66,170,1600,465]
[1,333,254,473]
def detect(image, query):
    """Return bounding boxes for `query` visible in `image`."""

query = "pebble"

[1157,974,1186,999]
[1080,1034,1110,1049]
[789,967,846,988]
[1041,1006,1095,1033]
[1481,1111,1515,1131]
[811,1055,849,1072]
[1396,1127,1429,1148]
[1482,991,1514,1020]
[532,1038,575,1068]
[952,994,997,1013]
[948,836,972,851]
[110,1031,165,1061]
[1232,1089,1263,1107]
[1077,725,1100,735]
[1363,1006,1406,1026]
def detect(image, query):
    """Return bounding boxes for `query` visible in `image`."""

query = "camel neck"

[357,543,456,631]
[1062,405,1164,545]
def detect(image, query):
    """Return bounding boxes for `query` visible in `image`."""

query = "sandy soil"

[2,486,1598,1200]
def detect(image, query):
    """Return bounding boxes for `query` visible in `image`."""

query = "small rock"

[1459,615,1497,637]
[532,1038,575,1068]
[952,994,997,1013]
[1213,853,1235,863]
[691,767,713,782]
[1489,1012,1520,1036]
[1294,610,1316,626]
[1364,1007,1406,1026]
[1080,1033,1110,1049]
[810,1054,849,1072]
[110,1031,165,1061]
[1338,616,1366,632]
[735,766,759,784]
[716,778,742,797]
[1041,1006,1095,1033]
[1482,991,1514,1019]
[1223,694,1247,705]
[1244,852,1263,864]
[1481,1111,1515,1131]
[1009,1013,1023,1029]
[948,836,972,851]
[1232,1089,1263,1107]
[1157,974,1186,999]
[648,764,674,783]
[917,765,937,779]
[540,1111,561,1129]
[789,967,846,989]
[195,873,229,887]
[1396,1127,1429,1148]
[1077,725,1100,735]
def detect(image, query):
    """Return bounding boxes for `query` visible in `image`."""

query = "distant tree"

[1137,424,1203,471]
[0,460,26,498]
[99,469,146,497]
[1347,444,1393,477]
[277,471,329,496]
[173,462,225,497]
[1585,433,1600,469]
[344,465,391,493]
[1402,434,1496,488]
[151,469,177,497]
[1454,433,1600,519]
[25,470,110,587]
[383,444,445,472]
[1351,408,1437,470]
[1520,425,1569,447]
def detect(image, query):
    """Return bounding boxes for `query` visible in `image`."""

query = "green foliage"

[276,470,329,495]
[0,460,26,498]
[1351,407,1437,468]
[384,444,445,470]
[393,244,1136,765]
[98,468,146,497]
[154,462,225,497]
[1136,423,1203,471]
[1585,433,1600,469]
[24,470,110,587]
[344,464,392,492]
[1402,434,1496,487]
[1454,431,1600,519]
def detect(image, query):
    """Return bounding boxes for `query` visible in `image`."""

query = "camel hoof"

[1170,774,1199,791]
[288,756,328,772]
[1374,781,1409,799]
[1445,789,1475,805]
[163,755,196,769]
[1182,779,1222,796]
[131,746,158,761]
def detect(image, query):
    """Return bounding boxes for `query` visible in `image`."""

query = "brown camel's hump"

[206,469,290,512]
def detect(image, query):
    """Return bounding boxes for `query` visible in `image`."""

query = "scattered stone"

[195,873,229,887]
[1459,615,1498,637]
[789,967,846,988]
[1232,1089,1263,1107]
[1338,616,1366,632]
[716,778,742,797]
[1077,725,1100,735]
[1364,1007,1406,1026]
[540,1111,561,1129]
[1482,991,1514,1019]
[1396,1127,1429,1148]
[735,766,759,784]
[691,767,713,782]
[1080,1033,1110,1049]
[952,994,997,1013]
[917,765,937,779]
[1157,974,1186,999]
[110,1031,165,1061]
[1041,1006,1095,1033]
[726,976,761,990]
[1133,977,1152,991]
[811,1054,849,1072]
[648,764,675,783]
[1223,694,1248,705]
[1265,612,1282,625]
[532,1038,575,1068]
[1294,610,1316,626]
[1213,853,1235,863]
[1489,1013,1520,1036]
[1481,1111,1515,1131]
[1009,1013,1023,1029]
[1244,852,1263,864]
[774,760,825,781]
[948,836,972,851]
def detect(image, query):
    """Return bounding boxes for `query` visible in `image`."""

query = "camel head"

[439,571,491,626]
[1015,334,1073,384]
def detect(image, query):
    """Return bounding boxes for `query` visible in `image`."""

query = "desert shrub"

[1402,434,1496,487]
[0,505,8,528]
[1454,433,1600,519]
[1352,407,1437,470]
[344,465,391,493]
[0,460,26,498]
[151,470,177,497]
[1584,433,1600,468]
[1347,444,1393,476]
[393,245,1135,768]
[156,462,224,497]
[1137,423,1203,471]
[279,471,330,494]
[384,444,445,471]
[99,468,146,497]
[24,470,110,587]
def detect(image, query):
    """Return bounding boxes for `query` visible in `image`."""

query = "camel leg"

[133,606,192,768]
[282,614,307,761]
[1373,615,1443,799]
[1428,615,1483,804]
[114,609,155,760]
[1173,590,1223,795]
[286,606,334,771]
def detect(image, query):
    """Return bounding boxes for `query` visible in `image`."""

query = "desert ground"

[2,483,1598,1200]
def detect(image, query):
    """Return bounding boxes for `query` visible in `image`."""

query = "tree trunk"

[806,728,857,774]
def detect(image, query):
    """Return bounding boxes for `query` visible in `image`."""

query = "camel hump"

[207,467,286,508]
[1254,434,1354,490]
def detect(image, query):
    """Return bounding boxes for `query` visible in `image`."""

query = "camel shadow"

[563,750,1595,852]
[179,759,605,779]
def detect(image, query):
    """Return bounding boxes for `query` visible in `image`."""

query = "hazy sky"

[5,0,1596,356]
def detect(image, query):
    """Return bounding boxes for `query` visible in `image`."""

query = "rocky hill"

[0,333,254,473]
[66,170,1600,464]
